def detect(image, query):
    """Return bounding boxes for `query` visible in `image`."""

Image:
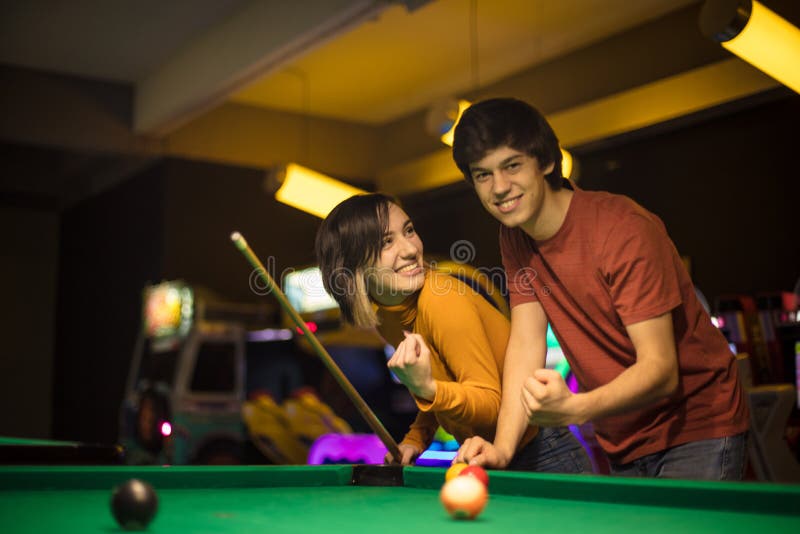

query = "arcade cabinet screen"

[546,324,569,374]
[284,266,340,315]
[143,282,194,342]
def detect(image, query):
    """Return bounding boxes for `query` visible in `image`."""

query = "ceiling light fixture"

[270,69,365,218]
[699,0,800,94]
[270,163,366,219]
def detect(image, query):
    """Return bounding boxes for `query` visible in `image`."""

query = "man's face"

[469,146,554,230]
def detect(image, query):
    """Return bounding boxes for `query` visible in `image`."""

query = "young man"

[451,98,749,479]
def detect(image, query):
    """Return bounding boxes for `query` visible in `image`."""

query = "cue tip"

[230,231,247,250]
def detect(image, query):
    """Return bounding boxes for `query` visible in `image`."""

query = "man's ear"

[543,160,555,175]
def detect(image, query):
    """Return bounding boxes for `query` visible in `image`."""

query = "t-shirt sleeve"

[499,225,539,308]
[602,210,682,325]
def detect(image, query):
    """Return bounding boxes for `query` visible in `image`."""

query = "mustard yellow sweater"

[377,269,536,451]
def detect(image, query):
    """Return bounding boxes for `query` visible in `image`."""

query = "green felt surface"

[1,465,799,533]
[0,436,82,446]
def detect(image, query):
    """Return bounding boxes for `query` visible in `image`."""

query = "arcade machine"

[713,291,800,482]
[119,280,297,465]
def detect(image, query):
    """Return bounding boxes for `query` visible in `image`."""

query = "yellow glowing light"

[560,148,573,179]
[274,163,367,219]
[724,2,800,94]
[440,100,473,147]
[701,0,800,94]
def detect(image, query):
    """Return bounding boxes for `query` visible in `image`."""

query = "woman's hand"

[384,443,422,466]
[388,332,437,400]
[455,436,511,469]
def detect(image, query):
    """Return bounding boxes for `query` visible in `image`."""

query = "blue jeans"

[507,426,594,474]
[609,433,747,480]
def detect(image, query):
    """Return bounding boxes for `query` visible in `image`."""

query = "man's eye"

[473,172,489,182]
[405,226,415,236]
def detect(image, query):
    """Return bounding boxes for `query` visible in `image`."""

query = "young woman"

[315,193,591,472]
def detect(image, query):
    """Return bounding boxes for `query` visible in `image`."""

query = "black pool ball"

[110,478,158,530]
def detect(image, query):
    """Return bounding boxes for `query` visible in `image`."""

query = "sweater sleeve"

[415,284,503,430]
[399,410,438,451]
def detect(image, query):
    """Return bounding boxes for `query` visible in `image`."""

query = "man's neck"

[520,186,574,241]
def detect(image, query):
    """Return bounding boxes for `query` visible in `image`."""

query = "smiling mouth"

[495,195,522,213]
[395,262,421,274]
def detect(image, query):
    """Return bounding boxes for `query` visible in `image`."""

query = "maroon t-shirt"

[501,188,749,464]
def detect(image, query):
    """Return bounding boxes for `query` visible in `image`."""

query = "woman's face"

[367,203,425,305]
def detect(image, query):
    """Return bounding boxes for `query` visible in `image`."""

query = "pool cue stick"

[230,231,402,462]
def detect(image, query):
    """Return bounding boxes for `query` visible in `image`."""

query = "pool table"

[1,464,799,533]
[0,436,125,465]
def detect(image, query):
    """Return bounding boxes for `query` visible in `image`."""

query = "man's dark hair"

[452,98,563,189]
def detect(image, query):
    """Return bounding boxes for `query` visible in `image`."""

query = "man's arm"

[522,311,679,426]
[456,301,548,467]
